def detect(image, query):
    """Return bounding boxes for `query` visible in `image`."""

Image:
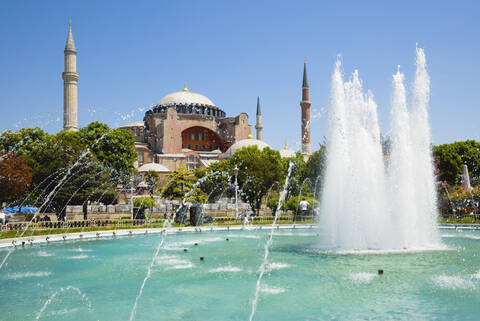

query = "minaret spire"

[256,95,261,116]
[300,59,311,158]
[62,22,79,131]
[302,58,309,88]
[65,22,76,53]
[255,95,263,140]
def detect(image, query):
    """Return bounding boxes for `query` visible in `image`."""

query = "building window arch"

[181,126,225,152]
[186,154,199,170]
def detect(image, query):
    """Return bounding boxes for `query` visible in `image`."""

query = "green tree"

[78,121,137,181]
[282,152,307,198]
[0,127,51,156]
[230,146,285,213]
[281,146,325,201]
[144,170,160,195]
[194,160,232,202]
[134,196,157,209]
[161,165,206,202]
[434,140,480,185]
[49,158,117,219]
[285,195,319,215]
[134,196,157,219]
[0,123,137,219]
[304,146,326,196]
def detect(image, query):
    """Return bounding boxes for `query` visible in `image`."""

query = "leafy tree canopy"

[78,121,137,180]
[161,165,207,203]
[134,196,157,209]
[230,146,285,212]
[194,160,232,202]
[0,123,136,217]
[434,140,480,185]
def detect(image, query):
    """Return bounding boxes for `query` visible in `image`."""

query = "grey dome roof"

[158,90,215,107]
[145,83,225,119]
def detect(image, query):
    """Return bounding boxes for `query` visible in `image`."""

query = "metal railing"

[1,215,317,232]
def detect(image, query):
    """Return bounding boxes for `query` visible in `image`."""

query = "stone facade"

[120,86,251,172]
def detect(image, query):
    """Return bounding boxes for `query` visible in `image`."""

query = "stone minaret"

[255,95,263,140]
[62,23,79,131]
[300,59,311,156]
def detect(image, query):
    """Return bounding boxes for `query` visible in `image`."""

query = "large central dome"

[145,83,226,119]
[158,85,215,107]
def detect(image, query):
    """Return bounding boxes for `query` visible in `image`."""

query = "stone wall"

[65,199,252,221]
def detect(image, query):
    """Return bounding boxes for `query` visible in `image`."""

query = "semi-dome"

[138,163,170,173]
[279,141,296,158]
[222,138,271,159]
[119,121,144,128]
[280,147,296,158]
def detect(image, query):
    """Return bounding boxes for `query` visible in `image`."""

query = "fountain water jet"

[248,162,294,321]
[318,48,440,251]
[129,171,226,321]
[35,286,92,321]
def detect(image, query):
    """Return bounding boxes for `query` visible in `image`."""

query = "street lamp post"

[234,166,239,219]
[130,176,134,220]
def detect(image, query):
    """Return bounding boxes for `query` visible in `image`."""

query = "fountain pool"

[1,228,480,320]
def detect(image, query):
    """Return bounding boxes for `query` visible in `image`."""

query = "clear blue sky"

[0,0,479,151]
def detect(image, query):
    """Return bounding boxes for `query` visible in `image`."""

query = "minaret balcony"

[62,72,79,81]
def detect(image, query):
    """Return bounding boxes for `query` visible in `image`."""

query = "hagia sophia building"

[62,24,311,174]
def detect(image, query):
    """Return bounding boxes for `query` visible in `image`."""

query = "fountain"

[318,47,441,251]
[4,48,478,321]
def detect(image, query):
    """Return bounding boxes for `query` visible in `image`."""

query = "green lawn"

[0,217,316,240]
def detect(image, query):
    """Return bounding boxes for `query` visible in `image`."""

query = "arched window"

[186,155,199,170]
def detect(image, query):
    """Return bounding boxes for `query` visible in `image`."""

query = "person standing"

[299,198,310,221]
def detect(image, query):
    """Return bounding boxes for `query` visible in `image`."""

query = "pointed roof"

[302,59,309,88]
[65,22,76,52]
[256,95,261,115]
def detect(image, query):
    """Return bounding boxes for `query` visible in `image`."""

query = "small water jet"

[249,162,294,321]
[35,286,92,321]
[128,171,223,321]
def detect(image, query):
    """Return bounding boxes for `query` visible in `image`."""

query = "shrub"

[133,197,156,209]
[285,196,318,215]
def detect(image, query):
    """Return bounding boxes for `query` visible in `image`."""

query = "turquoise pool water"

[1,229,480,320]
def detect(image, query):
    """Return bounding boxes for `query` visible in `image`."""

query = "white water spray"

[35,286,92,321]
[248,162,294,321]
[129,172,227,321]
[318,48,440,251]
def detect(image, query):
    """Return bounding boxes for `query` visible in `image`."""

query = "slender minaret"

[255,95,263,140]
[300,59,311,156]
[62,22,79,131]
